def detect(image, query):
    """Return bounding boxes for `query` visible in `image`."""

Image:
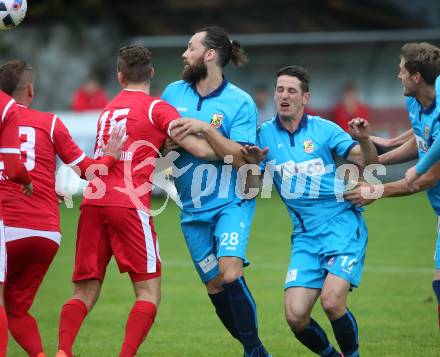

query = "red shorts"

[73,205,161,282]
[5,237,58,316]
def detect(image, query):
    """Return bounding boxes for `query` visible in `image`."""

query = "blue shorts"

[180,199,256,283]
[285,209,368,289]
[435,217,440,269]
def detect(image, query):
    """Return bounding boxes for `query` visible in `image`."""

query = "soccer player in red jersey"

[55,45,222,357]
[0,60,126,357]
[0,88,33,357]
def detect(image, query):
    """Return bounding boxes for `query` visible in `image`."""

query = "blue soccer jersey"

[414,75,440,175]
[258,114,359,232]
[162,79,257,212]
[407,84,440,215]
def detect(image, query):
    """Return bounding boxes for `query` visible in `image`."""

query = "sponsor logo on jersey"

[303,140,314,153]
[425,125,430,138]
[210,113,223,128]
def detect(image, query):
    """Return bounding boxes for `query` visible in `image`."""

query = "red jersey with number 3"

[0,105,85,231]
[82,89,179,210]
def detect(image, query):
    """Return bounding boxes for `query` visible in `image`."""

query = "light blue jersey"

[162,79,257,212]
[407,91,440,215]
[258,114,367,288]
[415,75,440,175]
[258,114,359,232]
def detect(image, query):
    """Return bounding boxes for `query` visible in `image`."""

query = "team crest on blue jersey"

[210,113,223,128]
[425,125,430,138]
[303,140,314,153]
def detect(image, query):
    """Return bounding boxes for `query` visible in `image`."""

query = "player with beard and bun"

[0,60,126,357]
[162,26,271,357]
[0,88,33,357]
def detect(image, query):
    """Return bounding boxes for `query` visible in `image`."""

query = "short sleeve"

[229,99,258,145]
[0,100,20,154]
[52,116,85,166]
[327,122,358,159]
[149,100,180,136]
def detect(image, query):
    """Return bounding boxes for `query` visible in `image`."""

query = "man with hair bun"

[162,26,271,357]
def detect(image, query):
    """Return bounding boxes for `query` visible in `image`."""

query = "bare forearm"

[203,125,247,168]
[390,129,414,147]
[379,137,418,165]
[381,179,413,197]
[358,138,378,166]
[171,134,218,161]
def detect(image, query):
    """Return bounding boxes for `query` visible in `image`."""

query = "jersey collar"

[190,77,228,111]
[275,113,308,147]
[275,113,308,133]
[419,99,436,115]
[190,76,228,99]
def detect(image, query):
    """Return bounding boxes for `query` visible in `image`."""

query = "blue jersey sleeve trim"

[342,142,358,159]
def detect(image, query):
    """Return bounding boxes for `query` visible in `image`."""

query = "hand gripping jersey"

[82,89,180,210]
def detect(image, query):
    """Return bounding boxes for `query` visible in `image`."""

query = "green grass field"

[8,193,440,356]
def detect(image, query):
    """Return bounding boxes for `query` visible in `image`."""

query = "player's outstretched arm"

[344,178,412,207]
[370,128,414,150]
[168,120,218,161]
[171,118,247,168]
[346,118,378,167]
[406,159,440,192]
[378,136,418,165]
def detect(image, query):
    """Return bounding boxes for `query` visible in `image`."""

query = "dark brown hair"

[117,45,153,83]
[400,42,440,85]
[276,65,310,93]
[197,26,247,67]
[0,60,32,96]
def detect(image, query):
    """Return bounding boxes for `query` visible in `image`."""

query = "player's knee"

[285,307,309,332]
[72,280,101,311]
[320,294,345,319]
[219,269,241,284]
[219,258,242,283]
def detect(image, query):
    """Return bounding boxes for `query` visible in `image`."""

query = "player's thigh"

[106,208,161,281]
[322,209,368,288]
[284,287,320,325]
[214,200,254,262]
[5,237,58,315]
[73,206,112,282]
[180,210,219,283]
[285,232,325,290]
